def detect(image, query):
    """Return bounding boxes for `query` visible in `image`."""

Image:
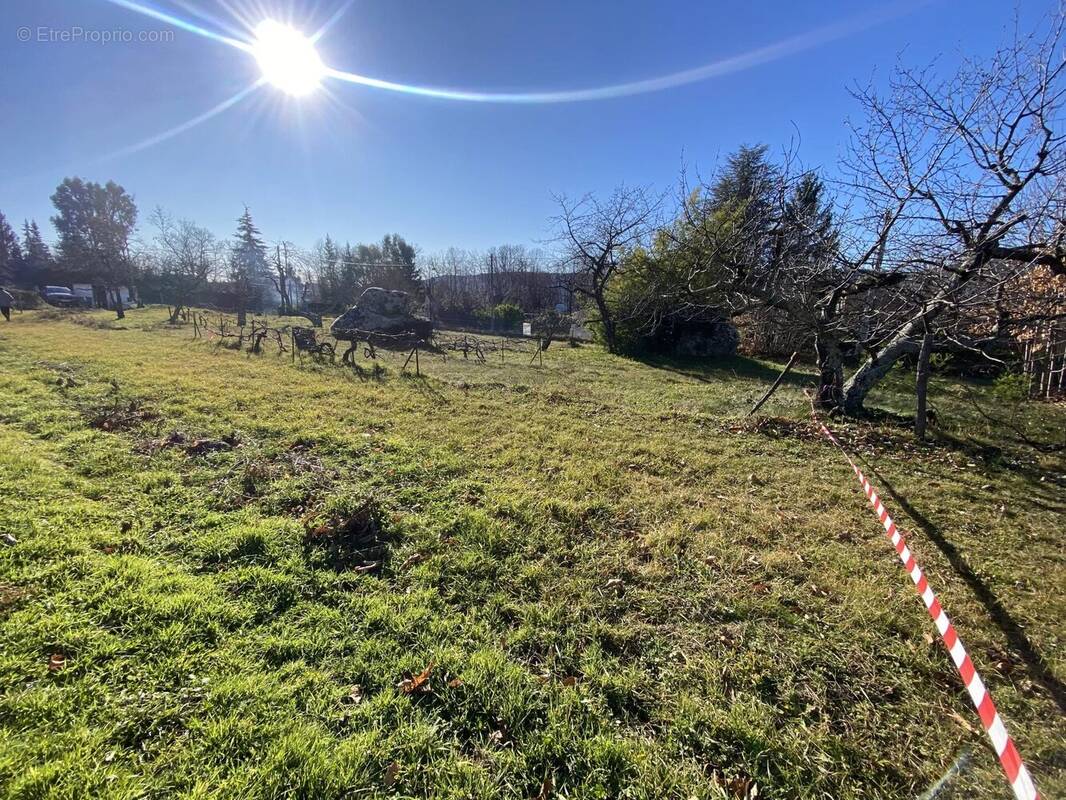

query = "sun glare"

[252,19,325,96]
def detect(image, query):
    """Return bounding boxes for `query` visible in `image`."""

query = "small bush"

[991,371,1029,402]
[474,303,523,330]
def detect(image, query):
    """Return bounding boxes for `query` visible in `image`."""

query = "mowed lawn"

[0,307,1062,799]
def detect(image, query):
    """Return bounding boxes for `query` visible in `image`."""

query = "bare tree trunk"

[842,312,926,414]
[915,328,932,440]
[237,305,247,327]
[594,294,617,353]
[814,332,843,409]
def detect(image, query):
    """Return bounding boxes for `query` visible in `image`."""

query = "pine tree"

[782,173,837,267]
[229,206,267,324]
[373,234,422,298]
[19,220,52,287]
[314,235,342,309]
[0,212,23,286]
[710,144,778,215]
[339,243,363,305]
[233,206,267,257]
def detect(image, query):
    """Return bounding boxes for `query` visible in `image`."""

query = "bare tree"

[838,11,1066,412]
[269,241,303,315]
[149,207,220,322]
[551,186,660,352]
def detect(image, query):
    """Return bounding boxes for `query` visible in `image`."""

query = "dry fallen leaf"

[346,685,364,704]
[383,761,399,788]
[488,721,511,746]
[399,662,435,694]
[604,577,625,594]
[447,677,464,688]
[535,772,554,800]
[47,653,65,673]
[714,771,758,799]
[353,561,381,574]
[400,552,425,569]
[561,676,578,688]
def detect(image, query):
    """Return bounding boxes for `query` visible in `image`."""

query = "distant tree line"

[421,245,571,329]
[0,184,427,324]
[1,188,572,332]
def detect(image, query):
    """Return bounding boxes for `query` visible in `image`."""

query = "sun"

[252,20,326,96]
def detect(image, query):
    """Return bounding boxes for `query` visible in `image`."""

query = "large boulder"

[330,287,432,342]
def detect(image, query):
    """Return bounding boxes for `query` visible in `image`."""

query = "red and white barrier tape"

[810,410,1039,800]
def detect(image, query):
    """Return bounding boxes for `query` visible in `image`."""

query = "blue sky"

[0,0,1052,254]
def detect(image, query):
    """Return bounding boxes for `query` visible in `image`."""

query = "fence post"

[291,328,296,363]
[415,342,420,376]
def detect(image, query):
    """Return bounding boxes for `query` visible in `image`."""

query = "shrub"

[474,303,523,330]
[991,372,1029,402]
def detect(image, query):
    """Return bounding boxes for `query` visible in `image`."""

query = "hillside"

[0,307,1062,799]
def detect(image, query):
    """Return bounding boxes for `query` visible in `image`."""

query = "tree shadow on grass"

[929,429,1065,506]
[637,353,815,388]
[863,464,1066,715]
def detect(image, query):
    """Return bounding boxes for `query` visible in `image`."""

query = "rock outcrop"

[330,287,432,342]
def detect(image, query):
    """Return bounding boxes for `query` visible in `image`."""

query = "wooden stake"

[915,329,932,440]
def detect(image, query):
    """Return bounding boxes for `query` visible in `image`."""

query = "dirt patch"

[138,430,240,456]
[0,584,33,614]
[302,497,390,571]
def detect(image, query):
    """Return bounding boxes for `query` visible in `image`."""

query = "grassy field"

[0,306,1062,799]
